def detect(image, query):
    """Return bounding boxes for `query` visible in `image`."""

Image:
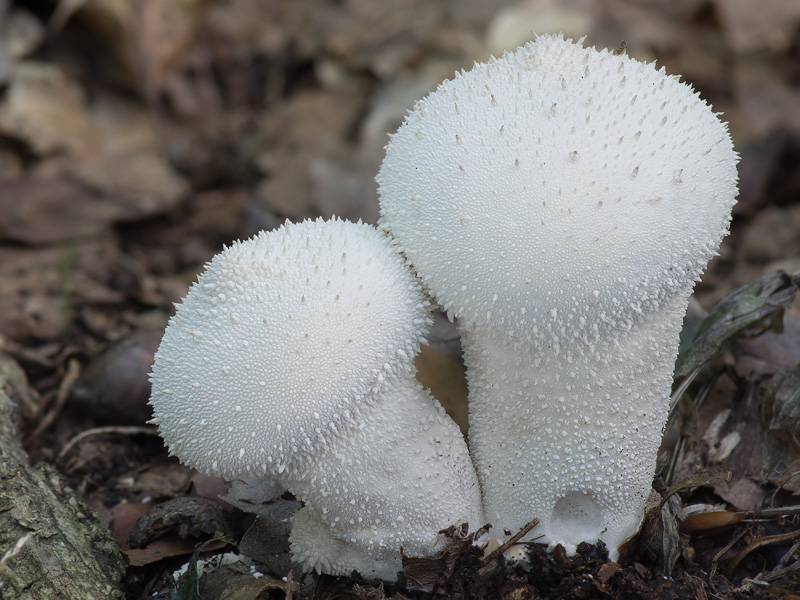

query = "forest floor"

[0,0,799,598]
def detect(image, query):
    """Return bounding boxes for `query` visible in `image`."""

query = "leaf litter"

[1,0,800,598]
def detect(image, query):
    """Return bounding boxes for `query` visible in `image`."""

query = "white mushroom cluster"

[151,34,739,582]
[150,218,483,581]
[378,35,738,558]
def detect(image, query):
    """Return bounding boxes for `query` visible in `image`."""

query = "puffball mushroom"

[378,35,738,558]
[149,218,483,581]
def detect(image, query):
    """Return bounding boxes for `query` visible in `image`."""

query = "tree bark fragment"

[0,352,127,599]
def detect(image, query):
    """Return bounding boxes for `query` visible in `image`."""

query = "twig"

[709,526,747,582]
[773,539,800,572]
[479,518,540,566]
[737,559,800,593]
[24,358,81,445]
[57,425,159,461]
[725,528,800,580]
[738,504,800,519]
[0,336,58,369]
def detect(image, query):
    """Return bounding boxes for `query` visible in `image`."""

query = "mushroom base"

[283,373,484,581]
[290,506,403,581]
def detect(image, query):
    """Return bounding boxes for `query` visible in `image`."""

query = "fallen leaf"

[714,0,800,54]
[109,502,156,550]
[199,559,300,600]
[675,270,800,381]
[679,511,745,535]
[713,477,769,511]
[238,500,302,577]
[734,315,800,376]
[255,90,367,220]
[126,536,227,567]
[129,496,236,548]
[415,345,469,436]
[0,61,96,156]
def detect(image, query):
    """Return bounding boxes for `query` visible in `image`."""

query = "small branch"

[24,358,81,445]
[479,518,540,566]
[57,425,159,461]
[725,529,800,580]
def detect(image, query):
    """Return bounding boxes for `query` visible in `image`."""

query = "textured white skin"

[288,374,482,580]
[378,36,738,557]
[151,218,429,479]
[150,218,482,580]
[462,292,690,556]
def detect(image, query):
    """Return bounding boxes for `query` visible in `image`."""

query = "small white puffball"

[378,34,738,347]
[149,217,431,480]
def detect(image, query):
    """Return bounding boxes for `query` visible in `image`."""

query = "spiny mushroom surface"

[286,373,480,579]
[378,35,738,558]
[150,218,483,580]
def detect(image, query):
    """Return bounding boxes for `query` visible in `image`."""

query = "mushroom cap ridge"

[378,35,738,346]
[149,218,431,479]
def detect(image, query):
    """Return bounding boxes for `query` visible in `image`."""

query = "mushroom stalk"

[377,35,738,558]
[463,292,691,556]
[288,372,481,580]
[150,218,483,581]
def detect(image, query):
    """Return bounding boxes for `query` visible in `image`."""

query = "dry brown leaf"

[712,477,769,511]
[255,90,368,220]
[109,501,156,551]
[126,536,227,567]
[734,316,800,376]
[61,0,209,95]
[415,345,469,436]
[0,64,187,219]
[770,458,800,494]
[136,0,212,96]
[732,61,800,140]
[679,511,745,535]
[0,177,123,245]
[237,499,301,577]
[128,463,195,498]
[0,62,97,156]
[0,244,78,339]
[76,151,187,217]
[199,560,300,600]
[295,0,445,78]
[714,0,800,54]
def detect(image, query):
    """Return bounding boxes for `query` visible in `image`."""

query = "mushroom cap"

[378,35,738,346]
[150,218,431,479]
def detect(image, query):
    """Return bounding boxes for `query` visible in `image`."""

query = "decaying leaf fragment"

[675,269,800,381]
[761,364,800,484]
[620,466,732,570]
